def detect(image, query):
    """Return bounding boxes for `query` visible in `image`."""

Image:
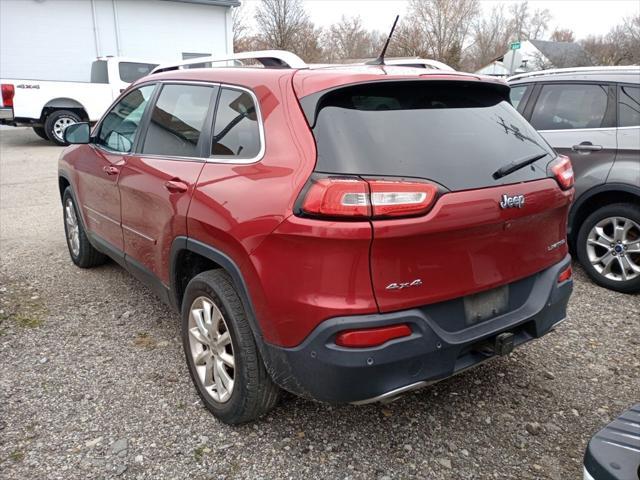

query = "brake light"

[550,155,574,190]
[299,175,438,220]
[1,84,14,108]
[558,265,572,283]
[335,324,412,348]
[301,177,370,218]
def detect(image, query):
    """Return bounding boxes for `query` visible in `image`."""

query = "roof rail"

[508,65,640,81]
[152,50,307,73]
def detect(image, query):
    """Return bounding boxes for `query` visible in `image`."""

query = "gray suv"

[509,67,640,294]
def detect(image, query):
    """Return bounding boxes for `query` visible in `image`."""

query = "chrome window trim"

[91,80,266,164]
[538,127,618,133]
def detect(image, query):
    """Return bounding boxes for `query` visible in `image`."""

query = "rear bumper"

[0,107,14,122]
[263,255,573,403]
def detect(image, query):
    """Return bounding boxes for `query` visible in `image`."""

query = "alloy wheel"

[188,296,235,403]
[53,116,76,142]
[586,216,640,282]
[64,198,80,257]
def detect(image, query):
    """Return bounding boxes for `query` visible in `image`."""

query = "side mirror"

[63,122,91,144]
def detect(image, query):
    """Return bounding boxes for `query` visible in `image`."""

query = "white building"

[0,0,238,82]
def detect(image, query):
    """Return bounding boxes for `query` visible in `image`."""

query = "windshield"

[310,81,555,191]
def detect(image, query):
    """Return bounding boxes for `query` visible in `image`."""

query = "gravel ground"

[1,127,638,480]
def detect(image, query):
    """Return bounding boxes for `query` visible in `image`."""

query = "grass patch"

[0,279,48,331]
[193,445,210,462]
[9,450,24,462]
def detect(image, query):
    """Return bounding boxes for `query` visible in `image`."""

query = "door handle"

[164,179,188,193]
[103,165,120,175]
[572,142,603,152]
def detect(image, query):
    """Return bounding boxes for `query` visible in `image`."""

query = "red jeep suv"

[58,53,575,424]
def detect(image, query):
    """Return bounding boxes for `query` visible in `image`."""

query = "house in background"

[476,39,594,77]
[0,0,238,82]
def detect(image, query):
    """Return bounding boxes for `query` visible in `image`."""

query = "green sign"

[510,41,521,50]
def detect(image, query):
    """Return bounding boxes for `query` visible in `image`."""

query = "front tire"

[44,110,81,145]
[576,203,640,293]
[62,188,106,268]
[182,270,280,424]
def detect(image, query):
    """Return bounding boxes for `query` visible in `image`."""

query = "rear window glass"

[142,84,215,158]
[619,85,640,127]
[119,62,158,83]
[309,82,554,191]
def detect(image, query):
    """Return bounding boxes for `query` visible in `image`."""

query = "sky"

[240,0,640,40]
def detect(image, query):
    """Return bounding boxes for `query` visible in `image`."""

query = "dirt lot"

[1,127,638,480]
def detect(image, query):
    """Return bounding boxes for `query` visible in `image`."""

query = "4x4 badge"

[386,279,423,290]
[500,194,525,209]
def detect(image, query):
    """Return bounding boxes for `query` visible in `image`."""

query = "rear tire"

[62,188,107,268]
[32,126,48,140]
[44,110,81,146]
[182,270,280,424]
[576,203,640,294]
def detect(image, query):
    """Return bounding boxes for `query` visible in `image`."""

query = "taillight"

[558,265,572,283]
[1,84,15,108]
[299,175,438,220]
[550,155,574,190]
[335,324,412,348]
[369,180,438,217]
[301,177,370,218]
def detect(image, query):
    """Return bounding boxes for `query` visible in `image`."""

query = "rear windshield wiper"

[492,152,549,180]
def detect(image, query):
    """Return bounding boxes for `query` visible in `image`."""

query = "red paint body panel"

[118,155,204,284]
[370,179,574,311]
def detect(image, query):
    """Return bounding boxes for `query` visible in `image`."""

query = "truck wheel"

[182,270,280,424]
[44,110,81,146]
[62,187,107,268]
[576,203,640,294]
[32,126,48,140]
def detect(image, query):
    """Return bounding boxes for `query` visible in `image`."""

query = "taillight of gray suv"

[510,67,640,294]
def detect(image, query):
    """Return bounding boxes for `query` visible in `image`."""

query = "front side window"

[211,87,261,159]
[96,85,155,153]
[530,83,609,130]
[119,62,158,83]
[142,84,215,158]
[619,85,640,127]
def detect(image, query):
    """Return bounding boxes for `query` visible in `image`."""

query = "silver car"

[510,67,640,293]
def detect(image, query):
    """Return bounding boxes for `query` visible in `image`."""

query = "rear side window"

[530,84,609,130]
[619,85,640,127]
[309,81,555,192]
[142,84,215,158]
[211,87,261,159]
[119,62,158,83]
[90,60,108,83]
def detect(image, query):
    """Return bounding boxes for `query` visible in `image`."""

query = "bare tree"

[254,0,309,50]
[232,5,256,52]
[253,0,325,62]
[550,29,575,43]
[323,16,375,61]
[395,0,480,69]
[527,8,551,40]
[465,6,513,70]
[507,1,550,40]
[581,14,640,65]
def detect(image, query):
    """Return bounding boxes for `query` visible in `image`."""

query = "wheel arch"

[569,183,640,250]
[170,237,265,342]
[41,98,90,122]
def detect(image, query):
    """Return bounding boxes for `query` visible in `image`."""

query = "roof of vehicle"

[509,66,640,84]
[143,64,507,100]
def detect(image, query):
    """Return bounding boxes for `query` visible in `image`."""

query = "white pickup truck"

[0,57,157,145]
